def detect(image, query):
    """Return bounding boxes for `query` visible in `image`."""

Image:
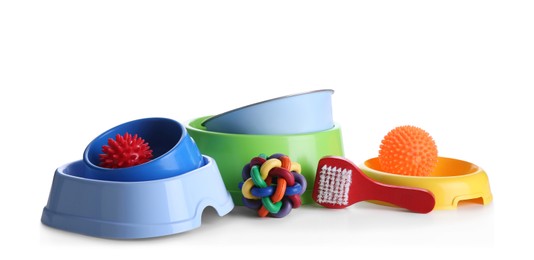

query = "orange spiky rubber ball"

[378,126,438,176]
[99,132,153,168]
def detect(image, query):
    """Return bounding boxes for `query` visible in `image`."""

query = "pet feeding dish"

[201,89,334,135]
[41,117,234,239]
[187,115,344,205]
[359,157,493,210]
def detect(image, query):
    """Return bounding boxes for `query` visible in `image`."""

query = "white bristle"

[316,164,352,205]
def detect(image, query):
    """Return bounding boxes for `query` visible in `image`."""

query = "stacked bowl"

[186,90,345,205]
[41,118,234,239]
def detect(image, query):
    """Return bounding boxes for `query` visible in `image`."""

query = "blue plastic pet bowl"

[83,117,204,182]
[41,156,234,239]
[201,89,335,135]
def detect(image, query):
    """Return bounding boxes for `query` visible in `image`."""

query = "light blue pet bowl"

[41,156,233,239]
[41,117,234,239]
[201,89,334,135]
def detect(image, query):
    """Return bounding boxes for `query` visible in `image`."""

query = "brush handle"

[359,180,435,214]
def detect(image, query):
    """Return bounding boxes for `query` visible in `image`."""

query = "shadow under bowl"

[187,115,344,205]
[41,156,234,239]
[359,157,493,210]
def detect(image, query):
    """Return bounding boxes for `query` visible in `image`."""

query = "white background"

[1,0,533,258]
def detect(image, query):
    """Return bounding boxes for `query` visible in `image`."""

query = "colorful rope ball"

[238,153,307,218]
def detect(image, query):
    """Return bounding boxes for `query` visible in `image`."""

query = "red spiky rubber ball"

[99,132,153,168]
[378,126,438,176]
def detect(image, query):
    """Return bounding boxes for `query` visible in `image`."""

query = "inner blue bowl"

[83,117,204,182]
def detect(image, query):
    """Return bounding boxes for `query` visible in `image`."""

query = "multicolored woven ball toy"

[239,153,307,218]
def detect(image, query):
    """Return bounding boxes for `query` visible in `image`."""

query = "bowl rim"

[360,157,484,179]
[56,155,213,185]
[200,89,334,127]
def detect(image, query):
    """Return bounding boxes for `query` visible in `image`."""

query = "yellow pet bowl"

[359,157,493,210]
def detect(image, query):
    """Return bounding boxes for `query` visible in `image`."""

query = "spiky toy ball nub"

[378,126,438,176]
[99,132,153,168]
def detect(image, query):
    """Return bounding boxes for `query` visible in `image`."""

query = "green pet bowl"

[187,116,344,205]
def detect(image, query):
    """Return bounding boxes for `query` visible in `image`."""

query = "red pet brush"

[312,156,435,213]
[99,132,153,168]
